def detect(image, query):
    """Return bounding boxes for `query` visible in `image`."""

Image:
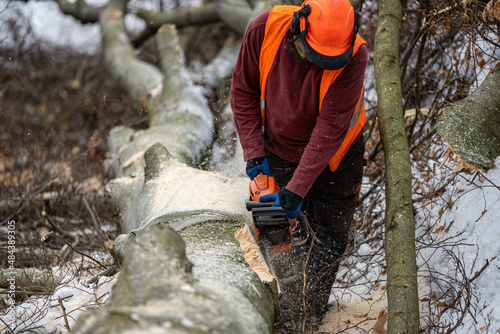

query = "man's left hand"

[246,157,271,180]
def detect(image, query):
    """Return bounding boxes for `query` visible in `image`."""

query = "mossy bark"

[72,223,276,334]
[438,65,500,171]
[374,0,420,332]
[100,0,164,105]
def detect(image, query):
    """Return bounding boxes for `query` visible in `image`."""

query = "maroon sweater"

[231,9,368,198]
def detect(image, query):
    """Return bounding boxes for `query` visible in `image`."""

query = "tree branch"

[53,0,103,23]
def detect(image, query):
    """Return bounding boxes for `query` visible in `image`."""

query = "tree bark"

[51,1,301,332]
[214,0,255,35]
[57,0,277,329]
[0,268,62,292]
[54,0,102,23]
[437,65,500,172]
[72,223,276,334]
[135,0,277,41]
[108,143,250,244]
[374,0,420,332]
[133,4,222,46]
[191,38,241,88]
[136,4,221,29]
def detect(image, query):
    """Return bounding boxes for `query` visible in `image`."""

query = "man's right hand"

[259,189,303,219]
[246,156,271,179]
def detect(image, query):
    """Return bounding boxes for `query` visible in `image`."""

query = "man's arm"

[230,12,270,162]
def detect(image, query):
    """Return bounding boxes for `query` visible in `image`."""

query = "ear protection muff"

[353,11,360,36]
[290,4,311,36]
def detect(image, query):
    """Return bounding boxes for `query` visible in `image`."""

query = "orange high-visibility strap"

[259,5,299,125]
[328,88,366,171]
[259,5,367,171]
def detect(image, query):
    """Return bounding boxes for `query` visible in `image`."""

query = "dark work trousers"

[267,135,364,334]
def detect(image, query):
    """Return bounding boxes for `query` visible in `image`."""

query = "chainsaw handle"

[245,200,273,211]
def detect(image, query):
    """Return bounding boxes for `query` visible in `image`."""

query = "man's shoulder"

[353,43,368,63]
[333,43,368,84]
[248,10,271,31]
[342,43,367,73]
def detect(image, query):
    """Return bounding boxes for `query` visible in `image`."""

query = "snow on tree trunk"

[100,0,164,105]
[438,65,500,172]
[374,0,420,332]
[108,143,251,251]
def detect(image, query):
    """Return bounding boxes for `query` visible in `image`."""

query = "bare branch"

[53,0,103,23]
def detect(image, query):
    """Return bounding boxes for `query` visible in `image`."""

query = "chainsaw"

[245,174,309,271]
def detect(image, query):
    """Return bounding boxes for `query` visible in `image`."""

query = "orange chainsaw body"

[249,173,280,200]
[247,174,295,253]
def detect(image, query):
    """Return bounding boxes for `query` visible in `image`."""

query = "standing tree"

[374,0,420,332]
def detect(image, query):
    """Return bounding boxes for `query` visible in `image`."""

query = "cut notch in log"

[438,65,500,172]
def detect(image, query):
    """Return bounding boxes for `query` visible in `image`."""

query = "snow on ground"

[416,157,500,332]
[0,263,117,334]
[0,1,101,54]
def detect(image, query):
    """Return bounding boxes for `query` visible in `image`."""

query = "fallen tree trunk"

[374,0,420,332]
[72,143,277,334]
[54,0,102,23]
[438,65,500,172]
[133,4,222,46]
[102,1,214,177]
[100,0,164,105]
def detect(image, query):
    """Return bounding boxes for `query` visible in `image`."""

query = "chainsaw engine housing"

[247,174,299,253]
